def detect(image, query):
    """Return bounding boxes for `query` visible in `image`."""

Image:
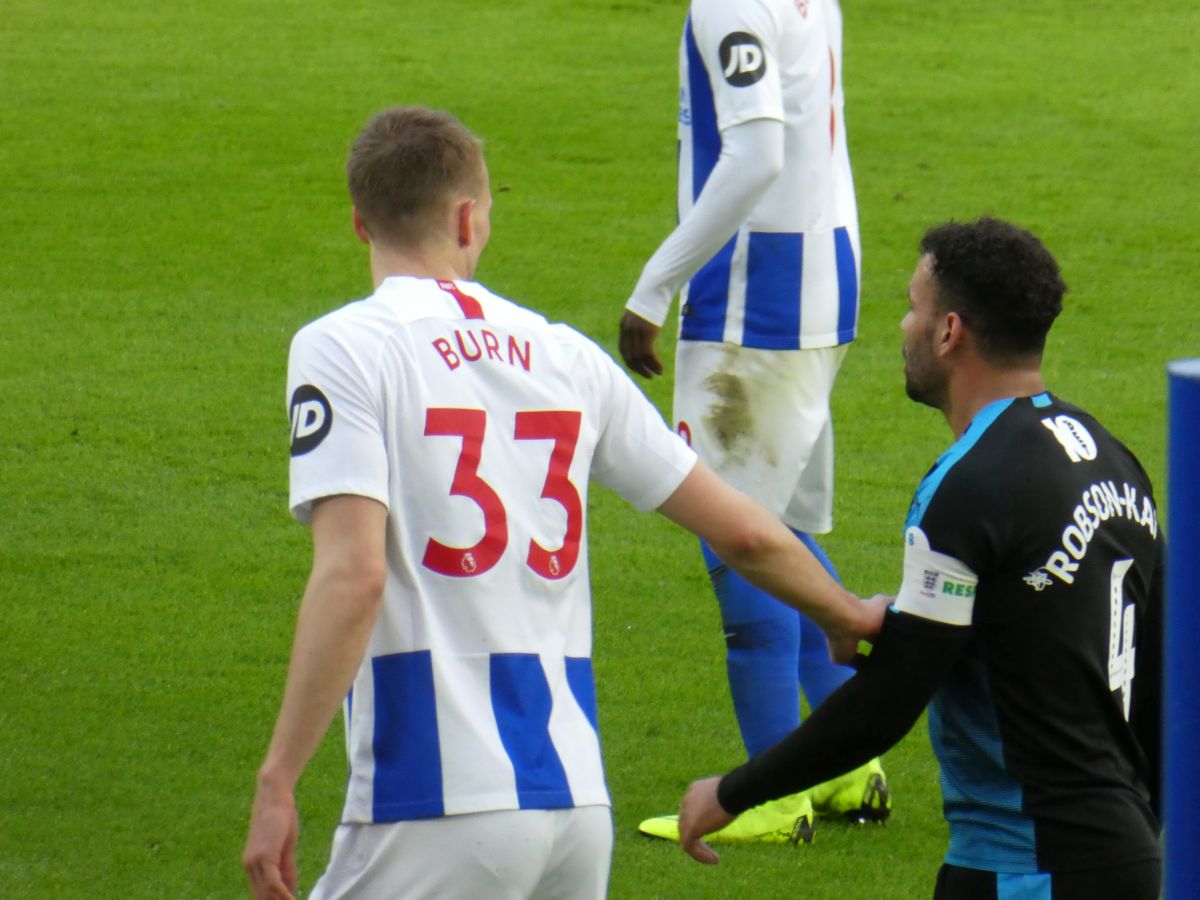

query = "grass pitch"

[1,1,1196,897]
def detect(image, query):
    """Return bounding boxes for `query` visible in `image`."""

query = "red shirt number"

[422,407,583,580]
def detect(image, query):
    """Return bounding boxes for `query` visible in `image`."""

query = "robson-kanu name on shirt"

[1036,480,1157,585]
[432,326,532,373]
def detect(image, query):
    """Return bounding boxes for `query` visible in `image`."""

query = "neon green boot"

[638,790,815,846]
[810,758,891,824]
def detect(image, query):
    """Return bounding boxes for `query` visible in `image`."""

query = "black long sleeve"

[718,609,970,816]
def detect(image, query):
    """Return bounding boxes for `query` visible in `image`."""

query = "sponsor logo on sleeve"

[289,384,332,456]
[719,32,767,86]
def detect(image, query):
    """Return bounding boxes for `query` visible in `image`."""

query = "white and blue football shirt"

[286,276,697,823]
[678,0,859,349]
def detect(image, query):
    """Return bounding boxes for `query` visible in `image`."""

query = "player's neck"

[368,242,475,287]
[944,363,1046,437]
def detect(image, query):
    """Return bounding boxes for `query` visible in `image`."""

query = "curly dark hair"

[919,217,1067,363]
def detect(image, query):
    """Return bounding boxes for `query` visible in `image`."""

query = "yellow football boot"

[638,790,815,845]
[810,758,891,824]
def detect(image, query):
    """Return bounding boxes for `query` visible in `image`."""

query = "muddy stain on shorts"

[702,371,754,465]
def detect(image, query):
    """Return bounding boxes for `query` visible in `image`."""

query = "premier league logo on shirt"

[719,32,767,87]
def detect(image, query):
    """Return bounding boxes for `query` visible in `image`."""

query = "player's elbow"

[358,562,388,605]
[729,119,785,191]
[711,516,780,569]
[313,553,387,614]
[755,143,785,187]
[736,152,783,202]
[345,557,387,608]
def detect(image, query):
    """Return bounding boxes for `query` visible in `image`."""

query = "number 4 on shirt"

[422,407,583,580]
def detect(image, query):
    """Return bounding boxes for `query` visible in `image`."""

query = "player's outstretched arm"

[676,610,970,860]
[656,460,885,661]
[243,494,387,900]
[716,610,968,810]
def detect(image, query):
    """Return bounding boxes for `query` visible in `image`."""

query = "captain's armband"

[893,526,978,627]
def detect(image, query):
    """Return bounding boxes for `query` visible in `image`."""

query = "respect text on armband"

[1033,480,1157,586]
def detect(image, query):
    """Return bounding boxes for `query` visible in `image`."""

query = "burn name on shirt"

[432,326,532,373]
[1036,480,1157,585]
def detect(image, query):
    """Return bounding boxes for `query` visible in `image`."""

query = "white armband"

[893,526,978,627]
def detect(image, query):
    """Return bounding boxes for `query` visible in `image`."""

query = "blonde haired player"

[242,107,886,899]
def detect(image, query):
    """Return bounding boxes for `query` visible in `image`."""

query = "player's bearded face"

[901,257,949,409]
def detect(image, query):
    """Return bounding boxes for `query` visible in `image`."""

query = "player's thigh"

[781,411,835,533]
[532,805,613,900]
[674,341,844,513]
[309,808,609,900]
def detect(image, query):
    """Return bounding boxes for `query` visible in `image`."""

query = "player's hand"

[678,776,732,865]
[619,310,664,378]
[826,629,860,666]
[826,593,891,665]
[856,594,892,643]
[243,777,300,900]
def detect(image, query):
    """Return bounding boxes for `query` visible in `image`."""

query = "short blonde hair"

[346,106,485,248]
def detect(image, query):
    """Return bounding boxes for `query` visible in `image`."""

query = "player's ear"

[456,198,476,248]
[939,311,967,357]
[352,208,371,245]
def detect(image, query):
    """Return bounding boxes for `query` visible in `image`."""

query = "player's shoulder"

[689,0,786,36]
[1033,395,1155,492]
[995,394,1137,467]
[456,280,534,318]
[539,322,629,394]
[926,393,1150,507]
[954,393,1101,462]
[289,293,377,358]
[905,398,1044,563]
[691,0,788,19]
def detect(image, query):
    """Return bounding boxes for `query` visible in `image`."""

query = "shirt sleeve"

[625,118,784,326]
[690,0,785,130]
[717,608,970,815]
[580,337,697,510]
[286,323,390,523]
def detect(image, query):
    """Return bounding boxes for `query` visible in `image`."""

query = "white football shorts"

[673,341,848,534]
[307,805,612,900]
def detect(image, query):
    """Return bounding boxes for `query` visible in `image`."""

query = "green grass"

[1,0,1196,897]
